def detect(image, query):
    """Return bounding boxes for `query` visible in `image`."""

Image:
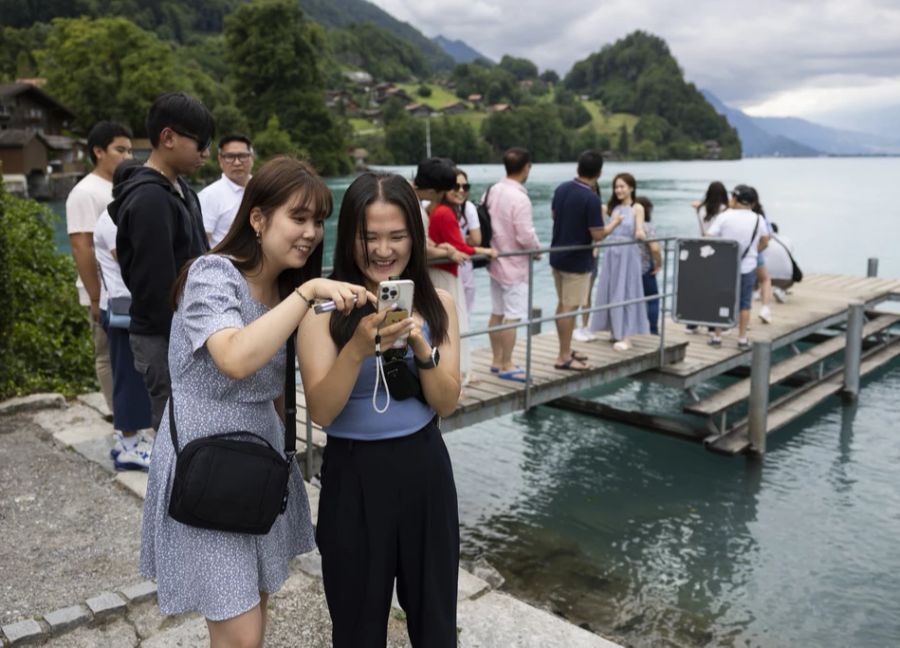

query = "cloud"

[369,0,900,126]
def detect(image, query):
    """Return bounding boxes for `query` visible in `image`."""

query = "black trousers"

[317,421,460,648]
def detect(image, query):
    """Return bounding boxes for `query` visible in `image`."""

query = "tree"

[540,70,560,85]
[0,186,95,398]
[253,114,304,161]
[35,17,218,135]
[225,0,349,175]
[498,54,538,81]
[617,124,629,155]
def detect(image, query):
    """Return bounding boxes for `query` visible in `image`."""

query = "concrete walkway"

[0,393,622,647]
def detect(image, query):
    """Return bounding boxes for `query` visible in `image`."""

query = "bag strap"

[169,336,297,456]
[283,333,297,456]
[741,215,761,261]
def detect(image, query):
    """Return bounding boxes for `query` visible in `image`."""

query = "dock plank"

[685,314,900,416]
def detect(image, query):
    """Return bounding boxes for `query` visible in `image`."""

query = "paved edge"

[1,393,622,648]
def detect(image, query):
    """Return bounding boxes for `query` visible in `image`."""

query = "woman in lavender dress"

[588,172,650,350]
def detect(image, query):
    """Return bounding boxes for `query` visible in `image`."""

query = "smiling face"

[252,190,324,273]
[613,177,634,203]
[447,172,468,207]
[354,199,412,290]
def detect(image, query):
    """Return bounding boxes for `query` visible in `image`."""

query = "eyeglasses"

[220,152,253,163]
[454,183,471,192]
[171,127,211,152]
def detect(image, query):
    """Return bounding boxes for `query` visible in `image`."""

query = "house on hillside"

[467,94,483,108]
[703,140,722,160]
[343,70,373,87]
[405,103,435,117]
[0,83,80,197]
[488,103,512,113]
[441,101,469,115]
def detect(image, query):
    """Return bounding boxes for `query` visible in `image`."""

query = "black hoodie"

[109,165,209,337]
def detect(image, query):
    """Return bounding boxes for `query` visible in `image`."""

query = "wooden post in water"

[748,340,772,454]
[842,302,864,402]
[867,257,879,278]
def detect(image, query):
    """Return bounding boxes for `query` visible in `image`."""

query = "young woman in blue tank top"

[298,173,462,648]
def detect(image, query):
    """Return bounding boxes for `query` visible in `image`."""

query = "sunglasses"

[171,127,211,152]
[454,183,471,192]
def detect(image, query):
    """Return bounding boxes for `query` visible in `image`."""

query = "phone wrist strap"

[372,334,391,414]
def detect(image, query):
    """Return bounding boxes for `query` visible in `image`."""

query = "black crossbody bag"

[167,335,298,535]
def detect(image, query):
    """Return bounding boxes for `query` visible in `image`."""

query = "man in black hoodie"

[109,92,213,431]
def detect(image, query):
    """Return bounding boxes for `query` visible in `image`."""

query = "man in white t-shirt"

[198,134,254,246]
[706,184,769,349]
[66,121,134,414]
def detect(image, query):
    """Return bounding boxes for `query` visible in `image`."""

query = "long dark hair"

[699,181,728,222]
[452,167,468,228]
[173,156,332,306]
[328,173,448,349]
[607,172,637,214]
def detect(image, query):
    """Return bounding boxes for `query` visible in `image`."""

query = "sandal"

[554,358,589,371]
[570,350,589,362]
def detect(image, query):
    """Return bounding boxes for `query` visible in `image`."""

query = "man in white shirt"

[198,134,254,246]
[66,121,134,414]
[706,184,769,349]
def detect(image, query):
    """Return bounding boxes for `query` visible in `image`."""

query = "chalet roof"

[441,101,467,110]
[42,134,78,150]
[0,83,76,119]
[0,128,38,148]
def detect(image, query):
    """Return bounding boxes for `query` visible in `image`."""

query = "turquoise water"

[50,158,900,647]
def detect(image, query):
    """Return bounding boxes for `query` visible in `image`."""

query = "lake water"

[49,158,900,647]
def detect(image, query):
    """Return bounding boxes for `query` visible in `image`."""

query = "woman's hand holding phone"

[302,278,374,314]
[347,309,414,360]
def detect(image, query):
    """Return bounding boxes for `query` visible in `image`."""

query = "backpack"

[472,187,493,269]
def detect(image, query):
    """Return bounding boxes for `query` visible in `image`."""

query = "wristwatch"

[414,347,440,370]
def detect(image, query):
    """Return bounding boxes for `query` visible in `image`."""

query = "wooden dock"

[294,271,900,466]
[645,273,900,389]
[294,330,687,446]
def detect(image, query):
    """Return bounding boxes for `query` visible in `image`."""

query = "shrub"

[0,186,96,399]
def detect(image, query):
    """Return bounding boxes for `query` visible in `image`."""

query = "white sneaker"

[773,287,787,303]
[114,437,152,471]
[612,340,631,351]
[572,327,597,342]
[759,305,772,324]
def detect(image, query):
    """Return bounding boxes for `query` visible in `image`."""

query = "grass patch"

[397,82,465,110]
[580,100,638,135]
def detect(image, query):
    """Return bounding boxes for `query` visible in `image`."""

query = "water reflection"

[454,406,764,647]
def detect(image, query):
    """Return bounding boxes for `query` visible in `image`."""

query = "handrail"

[451,236,675,410]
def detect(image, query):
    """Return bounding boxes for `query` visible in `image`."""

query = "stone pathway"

[0,393,622,647]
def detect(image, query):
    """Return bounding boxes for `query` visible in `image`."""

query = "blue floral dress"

[140,254,315,621]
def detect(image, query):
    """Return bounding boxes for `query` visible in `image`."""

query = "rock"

[85,592,126,619]
[119,581,157,604]
[1,618,46,645]
[0,394,65,417]
[44,605,90,634]
[461,556,505,590]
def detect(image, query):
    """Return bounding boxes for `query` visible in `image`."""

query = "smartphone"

[378,279,414,351]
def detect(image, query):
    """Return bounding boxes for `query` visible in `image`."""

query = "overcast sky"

[369,0,900,132]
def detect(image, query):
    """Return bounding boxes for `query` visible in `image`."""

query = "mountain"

[702,89,900,156]
[432,35,491,64]
[701,90,819,157]
[297,0,454,72]
[564,31,741,159]
[753,116,900,156]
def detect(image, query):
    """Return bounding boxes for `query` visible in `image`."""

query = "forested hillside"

[0,1,740,174]
[565,31,740,159]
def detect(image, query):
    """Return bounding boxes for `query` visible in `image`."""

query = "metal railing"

[452,236,679,410]
[303,236,678,477]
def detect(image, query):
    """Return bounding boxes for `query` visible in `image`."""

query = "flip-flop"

[490,367,500,374]
[497,368,527,382]
[555,358,589,371]
[570,350,589,362]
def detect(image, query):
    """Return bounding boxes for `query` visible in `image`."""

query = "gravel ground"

[0,414,143,625]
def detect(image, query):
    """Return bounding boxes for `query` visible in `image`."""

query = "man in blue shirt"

[549,150,606,370]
